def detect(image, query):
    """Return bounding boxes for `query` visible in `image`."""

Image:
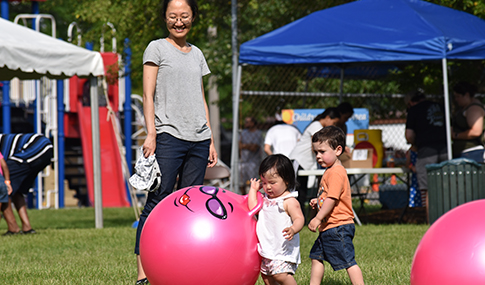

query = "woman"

[452,81,485,163]
[134,0,217,283]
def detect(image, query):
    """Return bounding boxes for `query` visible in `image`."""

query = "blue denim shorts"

[309,223,357,271]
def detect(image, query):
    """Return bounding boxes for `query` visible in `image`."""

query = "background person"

[134,0,218,283]
[405,90,447,222]
[451,81,485,163]
[264,120,301,157]
[239,116,263,195]
[336,102,354,136]
[289,107,340,215]
[0,152,13,230]
[0,133,53,235]
[405,145,421,207]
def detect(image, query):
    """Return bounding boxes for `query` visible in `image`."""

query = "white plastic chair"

[204,160,231,189]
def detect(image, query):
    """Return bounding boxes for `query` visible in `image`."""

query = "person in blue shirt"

[0,133,53,235]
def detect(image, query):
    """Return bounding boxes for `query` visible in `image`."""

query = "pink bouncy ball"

[410,199,485,285]
[140,185,263,285]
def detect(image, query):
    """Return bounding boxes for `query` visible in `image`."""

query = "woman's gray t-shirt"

[143,39,211,142]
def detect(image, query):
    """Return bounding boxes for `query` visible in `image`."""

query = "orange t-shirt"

[317,164,354,232]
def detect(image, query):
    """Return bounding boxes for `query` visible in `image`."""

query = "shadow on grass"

[11,207,138,230]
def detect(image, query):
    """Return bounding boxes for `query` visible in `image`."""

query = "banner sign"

[281,108,369,134]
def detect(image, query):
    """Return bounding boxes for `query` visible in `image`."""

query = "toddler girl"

[248,154,304,285]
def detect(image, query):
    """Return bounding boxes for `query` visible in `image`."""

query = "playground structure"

[1,8,145,210]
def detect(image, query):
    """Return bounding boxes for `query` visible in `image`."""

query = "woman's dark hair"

[258,154,297,191]
[410,89,426,103]
[313,107,340,121]
[337,102,354,116]
[161,0,199,19]
[453,81,477,97]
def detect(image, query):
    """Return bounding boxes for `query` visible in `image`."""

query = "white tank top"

[256,192,301,264]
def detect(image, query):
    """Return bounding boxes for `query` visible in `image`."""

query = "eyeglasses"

[167,16,192,25]
[199,186,228,220]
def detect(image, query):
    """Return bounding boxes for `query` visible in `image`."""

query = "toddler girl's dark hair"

[258,154,297,191]
[312,125,346,151]
[161,0,199,19]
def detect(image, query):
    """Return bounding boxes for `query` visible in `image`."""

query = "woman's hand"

[207,140,218,167]
[143,134,157,158]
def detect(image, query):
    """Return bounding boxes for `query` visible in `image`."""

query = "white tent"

[0,17,104,80]
[0,17,105,228]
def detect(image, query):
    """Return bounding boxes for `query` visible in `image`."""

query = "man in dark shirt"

[405,91,447,222]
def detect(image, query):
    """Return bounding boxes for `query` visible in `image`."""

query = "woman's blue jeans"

[134,133,210,254]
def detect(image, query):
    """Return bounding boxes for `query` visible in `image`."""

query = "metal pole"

[124,39,133,174]
[231,0,238,192]
[2,82,10,134]
[91,77,103,228]
[231,65,242,193]
[123,38,134,205]
[31,1,39,14]
[57,79,65,208]
[441,58,453,160]
[1,0,8,20]
[1,0,10,134]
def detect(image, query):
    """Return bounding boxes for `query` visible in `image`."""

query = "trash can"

[426,158,485,224]
[378,184,408,209]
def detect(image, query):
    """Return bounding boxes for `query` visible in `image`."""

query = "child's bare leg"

[11,192,32,231]
[1,199,20,233]
[310,259,324,285]
[273,272,297,285]
[261,274,278,285]
[346,265,364,285]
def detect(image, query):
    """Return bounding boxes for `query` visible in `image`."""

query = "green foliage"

[0,207,429,284]
[7,0,485,122]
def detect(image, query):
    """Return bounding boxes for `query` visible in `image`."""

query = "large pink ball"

[410,199,485,284]
[140,185,262,285]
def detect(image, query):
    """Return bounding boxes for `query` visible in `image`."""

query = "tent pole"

[441,58,452,160]
[230,65,242,193]
[91,76,103,228]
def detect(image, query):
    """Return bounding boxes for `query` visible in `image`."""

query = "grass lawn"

[0,207,428,284]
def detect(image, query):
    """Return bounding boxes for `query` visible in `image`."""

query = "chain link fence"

[231,64,452,221]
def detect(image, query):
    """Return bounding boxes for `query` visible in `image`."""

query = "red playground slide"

[77,100,130,207]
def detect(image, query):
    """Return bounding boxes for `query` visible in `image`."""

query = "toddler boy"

[308,126,364,285]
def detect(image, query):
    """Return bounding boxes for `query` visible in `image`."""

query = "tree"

[8,0,485,121]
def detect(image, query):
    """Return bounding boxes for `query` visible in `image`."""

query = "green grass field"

[0,207,428,284]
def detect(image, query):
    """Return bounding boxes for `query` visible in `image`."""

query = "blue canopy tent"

[231,0,485,190]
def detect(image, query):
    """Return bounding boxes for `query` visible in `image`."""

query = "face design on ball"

[174,186,234,220]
